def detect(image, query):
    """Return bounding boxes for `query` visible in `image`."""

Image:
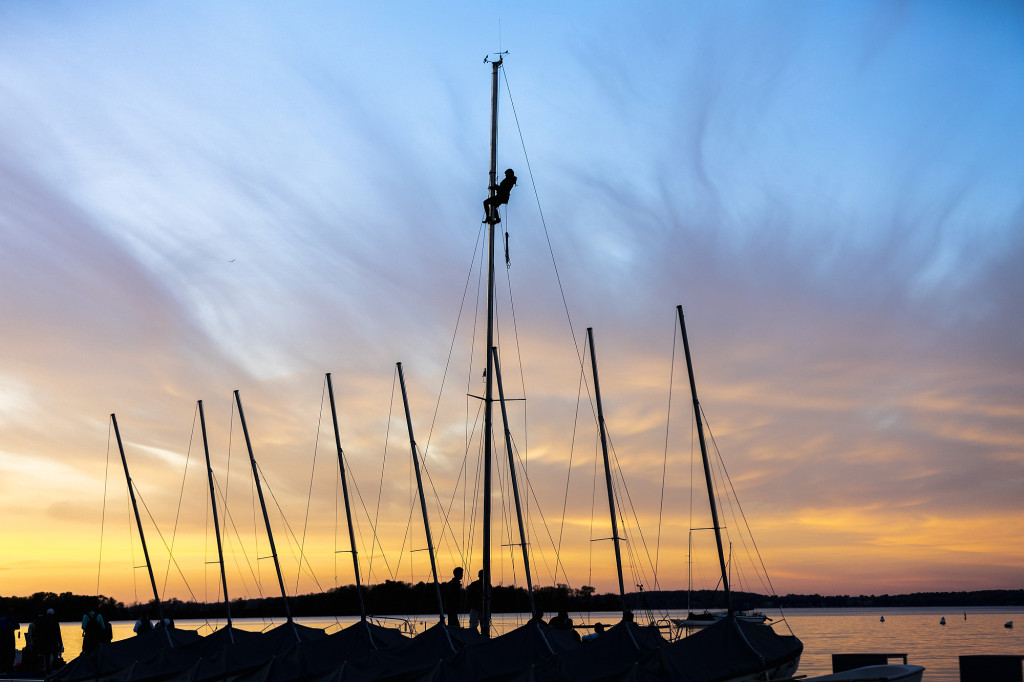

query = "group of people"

[0,606,65,674]
[442,567,615,643]
[445,567,490,633]
[0,604,122,675]
[133,612,175,634]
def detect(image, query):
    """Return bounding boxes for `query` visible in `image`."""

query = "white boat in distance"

[672,611,769,628]
[803,664,925,682]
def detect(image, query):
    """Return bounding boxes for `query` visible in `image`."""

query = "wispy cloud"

[0,1,1021,601]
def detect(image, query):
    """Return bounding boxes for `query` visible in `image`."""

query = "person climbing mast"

[483,168,516,223]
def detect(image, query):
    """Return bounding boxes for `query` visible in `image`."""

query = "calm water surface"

[44,606,1021,681]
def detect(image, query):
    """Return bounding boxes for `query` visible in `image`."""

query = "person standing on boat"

[0,607,19,674]
[133,612,152,636]
[483,168,517,223]
[80,608,106,655]
[445,567,464,628]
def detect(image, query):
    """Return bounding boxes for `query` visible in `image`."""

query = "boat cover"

[235,620,410,682]
[48,626,202,682]
[642,616,803,682]
[518,620,666,682]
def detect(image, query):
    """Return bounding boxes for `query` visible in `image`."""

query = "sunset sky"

[1,1,1022,608]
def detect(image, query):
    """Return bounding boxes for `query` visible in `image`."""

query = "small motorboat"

[1005,621,1014,629]
[671,611,769,627]
[804,665,925,682]
[940,617,946,625]
[880,616,885,622]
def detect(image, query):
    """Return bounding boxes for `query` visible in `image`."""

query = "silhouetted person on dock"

[483,169,517,223]
[0,607,18,673]
[445,567,464,628]
[466,569,490,634]
[35,609,63,673]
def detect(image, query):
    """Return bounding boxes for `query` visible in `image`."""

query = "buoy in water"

[940,617,946,625]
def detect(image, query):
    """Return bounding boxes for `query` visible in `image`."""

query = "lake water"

[36,606,1022,681]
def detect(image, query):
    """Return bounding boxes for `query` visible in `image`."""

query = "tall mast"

[396,362,447,625]
[233,390,299,637]
[676,305,732,615]
[585,329,628,616]
[326,373,367,623]
[197,400,233,638]
[481,53,502,639]
[110,414,167,629]
[490,346,535,616]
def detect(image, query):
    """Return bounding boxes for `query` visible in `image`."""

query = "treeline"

[773,590,1024,608]
[2,586,1021,623]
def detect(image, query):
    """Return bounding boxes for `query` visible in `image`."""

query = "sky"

[1,1,1022,608]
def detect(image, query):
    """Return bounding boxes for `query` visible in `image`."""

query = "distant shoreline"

[3,587,1021,622]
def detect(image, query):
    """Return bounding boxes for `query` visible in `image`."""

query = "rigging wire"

[702,413,788,617]
[223,396,268,603]
[344,448,396,582]
[131,481,201,604]
[655,314,678,580]
[505,69,679,615]
[294,379,328,594]
[394,225,489,581]
[97,420,112,596]
[248,458,328,594]
[161,405,199,599]
[128,494,139,606]
[556,368,585,558]
[499,210,533,559]
[503,66,586,375]
[608,430,663,593]
[369,369,399,583]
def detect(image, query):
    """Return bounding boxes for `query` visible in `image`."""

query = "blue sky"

[1,1,1022,603]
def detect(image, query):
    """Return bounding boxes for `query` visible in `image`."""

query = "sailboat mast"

[396,362,447,624]
[676,305,732,615]
[110,413,166,625]
[197,400,233,636]
[490,346,536,615]
[585,329,627,615]
[481,54,502,639]
[232,390,298,634]
[326,373,367,622]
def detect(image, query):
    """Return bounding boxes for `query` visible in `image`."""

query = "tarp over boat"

[166,621,327,682]
[643,616,803,682]
[48,627,202,682]
[519,620,666,682]
[236,620,410,682]
[301,621,478,682]
[443,620,581,681]
[108,626,261,682]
